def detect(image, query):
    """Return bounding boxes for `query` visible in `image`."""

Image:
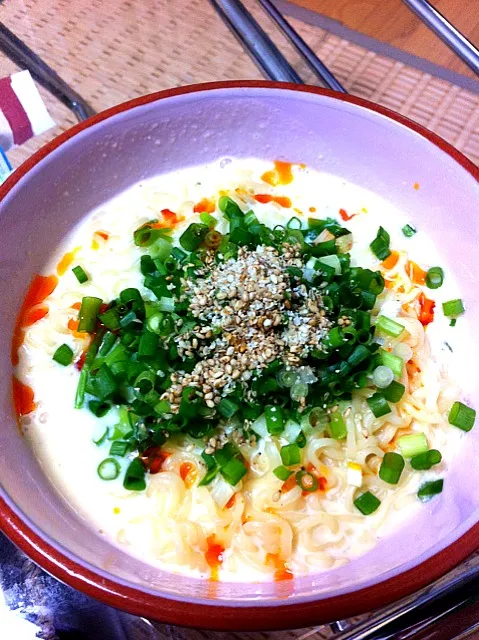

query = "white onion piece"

[210,475,235,508]
[372,365,394,388]
[394,342,413,362]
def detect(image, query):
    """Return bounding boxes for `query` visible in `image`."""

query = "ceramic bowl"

[0,81,478,631]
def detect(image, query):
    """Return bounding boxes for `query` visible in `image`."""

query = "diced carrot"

[280,473,297,494]
[179,462,198,488]
[382,250,399,270]
[193,198,215,214]
[417,292,435,326]
[406,260,427,285]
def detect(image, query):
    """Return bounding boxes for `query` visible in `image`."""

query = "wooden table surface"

[289,0,479,80]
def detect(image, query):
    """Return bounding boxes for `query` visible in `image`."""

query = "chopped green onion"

[277,369,298,388]
[213,443,237,467]
[448,401,476,432]
[426,267,444,289]
[376,316,404,338]
[418,479,443,502]
[138,330,158,359]
[295,470,318,492]
[376,349,403,377]
[273,465,293,481]
[52,343,74,366]
[383,380,406,403]
[317,254,341,275]
[78,296,102,333]
[205,230,223,249]
[179,223,209,251]
[290,382,308,402]
[157,296,175,313]
[218,195,243,219]
[370,226,391,261]
[450,319,457,327]
[123,458,146,491]
[265,405,284,435]
[99,308,121,331]
[88,400,110,418]
[367,392,391,418]
[109,441,129,457]
[97,458,120,481]
[410,449,442,470]
[217,398,239,419]
[220,458,247,486]
[229,227,252,246]
[88,364,117,400]
[402,224,416,238]
[199,212,217,228]
[150,236,173,262]
[296,431,307,448]
[330,410,347,439]
[134,225,170,247]
[119,310,136,328]
[379,452,405,484]
[72,265,88,284]
[280,443,301,466]
[93,426,110,446]
[347,345,371,367]
[354,491,381,515]
[199,465,218,486]
[442,299,465,317]
[398,432,428,458]
[372,366,394,389]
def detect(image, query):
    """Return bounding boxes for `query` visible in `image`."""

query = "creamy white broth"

[16,158,468,581]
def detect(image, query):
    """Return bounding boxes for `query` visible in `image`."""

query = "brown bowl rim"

[0,80,478,631]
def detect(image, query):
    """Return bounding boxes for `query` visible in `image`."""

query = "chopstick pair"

[210,0,479,94]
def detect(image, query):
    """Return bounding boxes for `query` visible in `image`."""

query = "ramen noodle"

[13,159,475,582]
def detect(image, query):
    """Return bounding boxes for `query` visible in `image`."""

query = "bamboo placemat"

[0,1,477,639]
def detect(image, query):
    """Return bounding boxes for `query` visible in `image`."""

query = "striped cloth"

[0,70,54,152]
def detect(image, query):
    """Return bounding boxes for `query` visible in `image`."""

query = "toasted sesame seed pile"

[161,243,331,413]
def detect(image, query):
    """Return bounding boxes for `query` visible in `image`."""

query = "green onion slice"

[448,401,476,432]
[354,491,381,515]
[376,315,404,338]
[402,224,416,238]
[52,343,74,366]
[280,443,301,466]
[72,265,88,284]
[78,296,102,333]
[97,457,120,481]
[295,470,318,492]
[370,226,391,261]
[418,479,443,502]
[442,299,465,318]
[398,433,428,458]
[410,449,442,470]
[265,405,284,435]
[367,392,391,418]
[273,465,293,481]
[425,267,444,289]
[220,458,247,486]
[123,458,146,491]
[379,452,405,484]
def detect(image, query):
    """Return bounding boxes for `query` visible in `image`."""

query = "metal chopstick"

[257,0,346,93]
[401,0,479,77]
[0,22,96,122]
[209,0,303,83]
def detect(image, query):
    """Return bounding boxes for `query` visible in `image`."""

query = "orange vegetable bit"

[205,536,225,582]
[339,208,357,222]
[382,250,399,270]
[418,292,435,326]
[261,160,295,186]
[12,377,36,417]
[406,260,427,285]
[193,198,215,214]
[254,194,292,208]
[179,461,198,488]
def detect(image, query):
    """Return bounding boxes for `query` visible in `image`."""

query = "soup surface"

[13,158,475,582]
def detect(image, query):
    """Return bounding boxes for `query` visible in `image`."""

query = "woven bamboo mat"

[0,1,478,639]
